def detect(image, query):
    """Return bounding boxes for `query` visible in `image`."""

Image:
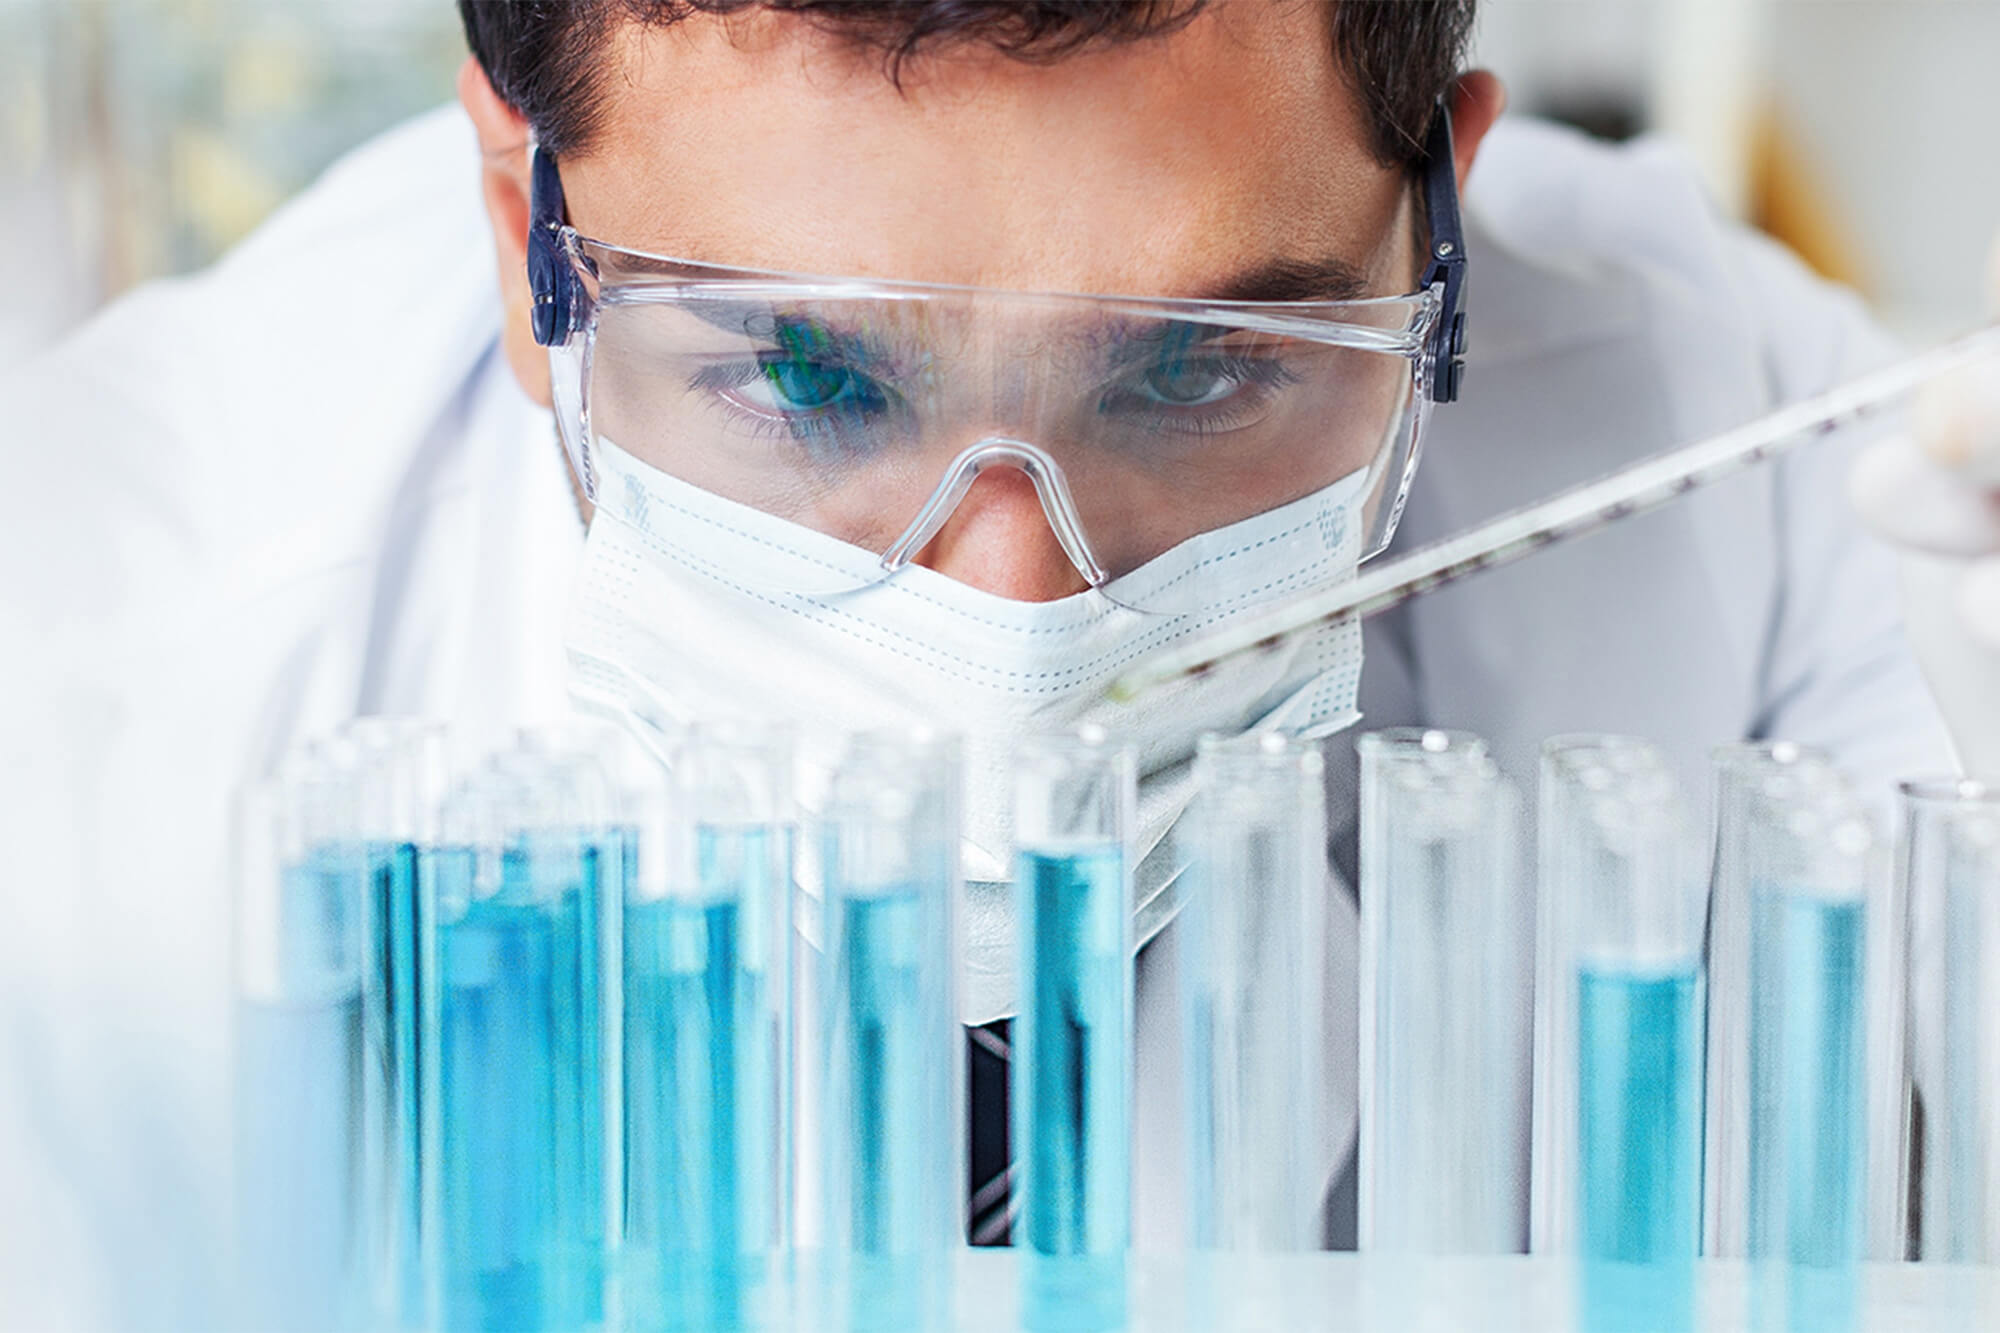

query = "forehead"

[558,4,1409,298]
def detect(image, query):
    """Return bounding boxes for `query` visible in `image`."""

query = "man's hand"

[1849,239,2000,776]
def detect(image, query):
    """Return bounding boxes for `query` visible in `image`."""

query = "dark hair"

[459,0,1475,169]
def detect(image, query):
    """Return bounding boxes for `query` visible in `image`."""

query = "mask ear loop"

[878,438,1109,588]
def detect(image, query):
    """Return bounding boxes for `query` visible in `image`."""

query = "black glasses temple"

[529,146,578,347]
[1419,100,1469,404]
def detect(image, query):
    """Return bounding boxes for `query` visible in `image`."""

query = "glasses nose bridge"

[879,437,1107,587]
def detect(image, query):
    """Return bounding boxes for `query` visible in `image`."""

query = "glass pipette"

[1108,326,2000,703]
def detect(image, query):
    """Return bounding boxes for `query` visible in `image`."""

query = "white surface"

[932,1252,2000,1333]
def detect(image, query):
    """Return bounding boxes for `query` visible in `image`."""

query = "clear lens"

[554,244,1434,615]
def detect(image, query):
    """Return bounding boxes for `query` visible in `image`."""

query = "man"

[0,1,1973,1323]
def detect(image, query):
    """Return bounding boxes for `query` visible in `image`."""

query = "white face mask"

[566,438,1364,1023]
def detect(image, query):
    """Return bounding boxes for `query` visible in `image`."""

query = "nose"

[915,466,1093,602]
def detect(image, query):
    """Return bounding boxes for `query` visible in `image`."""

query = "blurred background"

[2,0,1997,360]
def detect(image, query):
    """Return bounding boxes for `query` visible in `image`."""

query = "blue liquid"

[1015,846,1130,1333]
[622,826,780,1333]
[1577,964,1702,1333]
[362,840,425,1325]
[236,993,363,1331]
[235,849,365,1327]
[1750,893,1865,1333]
[432,836,605,1333]
[831,887,930,1332]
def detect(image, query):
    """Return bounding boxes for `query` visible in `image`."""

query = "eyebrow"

[1198,255,1373,304]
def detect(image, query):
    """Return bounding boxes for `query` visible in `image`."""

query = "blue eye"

[688,353,905,460]
[1100,354,1300,432]
[753,356,889,414]
[1137,360,1244,407]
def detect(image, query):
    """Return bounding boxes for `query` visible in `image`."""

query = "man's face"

[553,4,1420,600]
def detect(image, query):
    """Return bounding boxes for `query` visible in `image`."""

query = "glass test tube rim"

[1542,732,1663,760]
[1197,727,1326,785]
[1013,725,1137,846]
[671,719,796,827]
[1357,726,1489,762]
[1750,783,1875,893]
[838,722,964,761]
[492,742,620,822]
[822,729,964,907]
[447,759,599,834]
[1898,775,1997,806]
[1015,722,1134,766]
[341,714,449,749]
[1576,781,1703,971]
[432,764,599,910]
[1543,733,1671,790]
[1711,738,1832,771]
[340,717,450,842]
[1366,752,1511,843]
[826,727,964,819]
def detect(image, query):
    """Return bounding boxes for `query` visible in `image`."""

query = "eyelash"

[1103,354,1303,436]
[687,358,901,456]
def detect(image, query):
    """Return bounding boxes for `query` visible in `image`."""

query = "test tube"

[1742,766,1874,1333]
[1703,742,1831,1261]
[342,717,448,1328]
[520,716,675,1269]
[1185,731,1330,1253]
[422,748,612,1332]
[621,721,793,1333]
[816,730,962,1332]
[1900,778,2000,1264]
[1356,728,1530,1255]
[1013,725,1136,1333]
[1532,735,1674,1254]
[1568,763,1705,1333]
[232,748,367,1331]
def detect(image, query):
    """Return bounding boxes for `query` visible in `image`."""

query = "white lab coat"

[0,106,1951,1324]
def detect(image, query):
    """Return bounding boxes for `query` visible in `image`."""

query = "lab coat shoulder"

[1363,115,1949,793]
[0,104,499,650]
[1466,115,1895,405]
[1460,117,1757,364]
[0,106,513,1327]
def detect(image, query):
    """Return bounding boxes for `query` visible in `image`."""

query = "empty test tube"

[1564,759,1704,1333]
[817,730,962,1333]
[233,748,367,1331]
[621,722,793,1333]
[1741,764,1873,1333]
[1185,731,1330,1253]
[423,748,613,1333]
[343,717,448,1328]
[1900,778,2000,1264]
[1014,725,1136,1333]
[1357,728,1530,1255]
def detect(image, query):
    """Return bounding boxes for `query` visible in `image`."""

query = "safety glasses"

[530,110,1467,616]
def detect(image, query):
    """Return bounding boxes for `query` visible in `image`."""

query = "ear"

[1446,70,1507,192]
[458,55,552,407]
